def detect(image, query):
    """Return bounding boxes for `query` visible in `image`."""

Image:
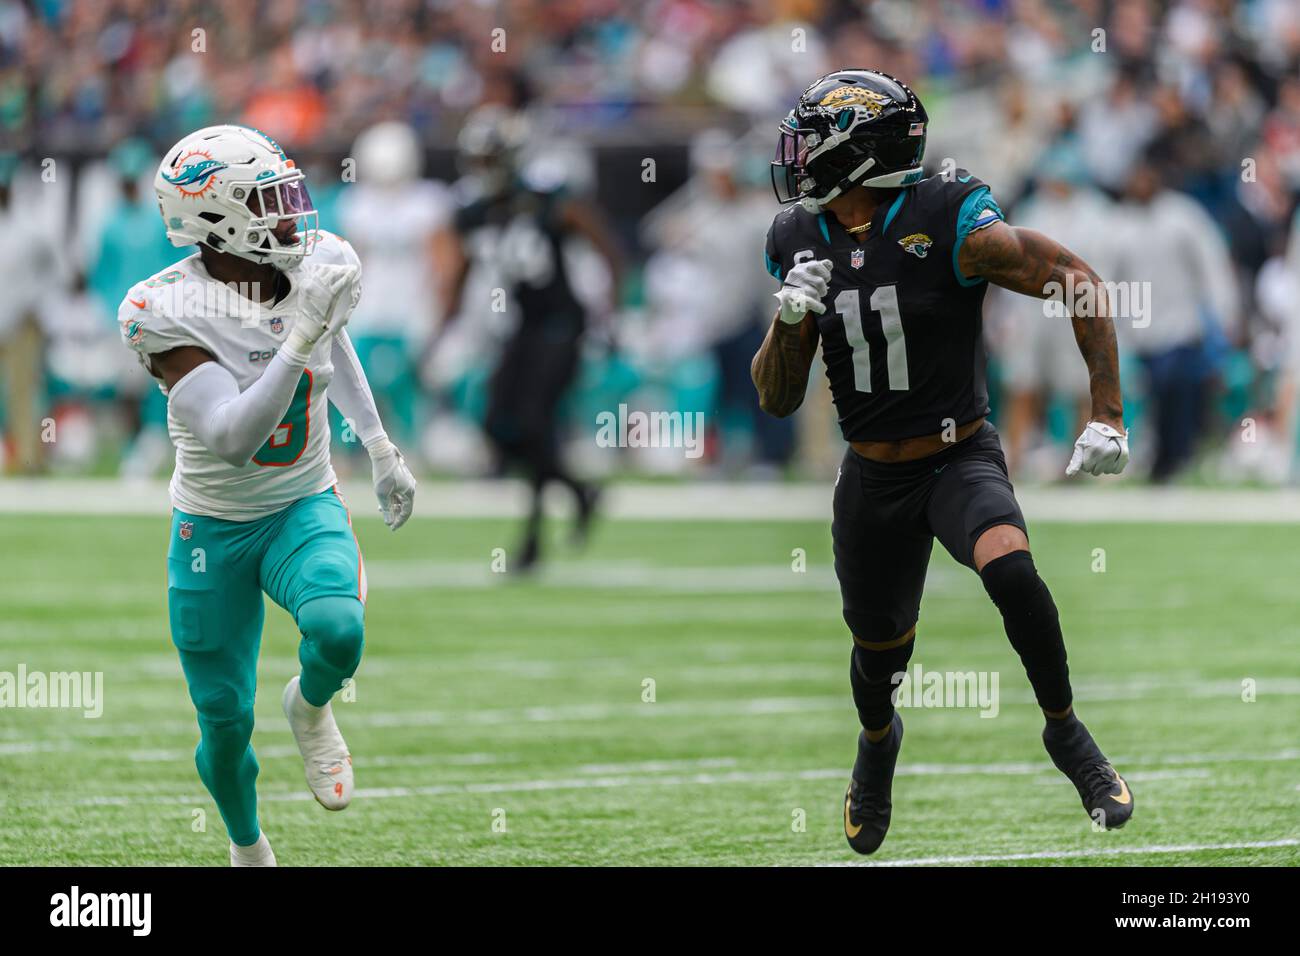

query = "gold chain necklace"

[845,220,872,235]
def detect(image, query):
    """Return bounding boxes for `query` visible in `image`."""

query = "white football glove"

[1066,421,1129,477]
[283,264,361,363]
[367,437,417,531]
[774,258,833,324]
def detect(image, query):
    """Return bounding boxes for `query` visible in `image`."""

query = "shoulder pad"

[916,168,989,206]
[769,203,816,245]
[307,229,361,270]
[117,266,199,355]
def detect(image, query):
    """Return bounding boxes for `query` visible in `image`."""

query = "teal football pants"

[166,487,366,847]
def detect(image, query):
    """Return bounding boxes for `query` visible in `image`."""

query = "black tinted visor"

[771,121,813,204]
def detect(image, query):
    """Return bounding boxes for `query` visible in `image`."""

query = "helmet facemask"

[771,115,818,205]
[225,172,319,271]
[772,112,881,212]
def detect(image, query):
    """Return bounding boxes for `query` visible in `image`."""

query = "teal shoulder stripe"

[817,213,830,244]
[952,186,1003,287]
[880,190,906,236]
[765,252,782,280]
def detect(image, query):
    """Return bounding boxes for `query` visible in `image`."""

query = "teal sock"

[296,595,365,707]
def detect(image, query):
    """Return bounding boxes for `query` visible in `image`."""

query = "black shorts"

[832,422,1027,644]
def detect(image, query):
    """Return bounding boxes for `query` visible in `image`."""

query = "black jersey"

[764,170,1004,442]
[454,179,584,332]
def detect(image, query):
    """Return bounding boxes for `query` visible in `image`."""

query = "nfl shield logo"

[270,316,284,334]
[179,521,193,541]
[850,248,865,269]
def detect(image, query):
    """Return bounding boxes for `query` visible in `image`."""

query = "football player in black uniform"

[435,106,623,572]
[755,70,1133,854]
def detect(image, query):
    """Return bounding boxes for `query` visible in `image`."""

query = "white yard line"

[362,560,844,592]
[62,747,1299,807]
[827,839,1300,867]
[6,676,1300,743]
[9,478,1300,523]
[57,767,1049,806]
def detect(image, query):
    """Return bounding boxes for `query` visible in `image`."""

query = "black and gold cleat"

[844,713,903,855]
[1043,715,1134,830]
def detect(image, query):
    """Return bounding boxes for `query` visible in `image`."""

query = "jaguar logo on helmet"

[818,86,893,117]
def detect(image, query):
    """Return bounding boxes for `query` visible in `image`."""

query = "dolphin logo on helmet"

[162,151,229,198]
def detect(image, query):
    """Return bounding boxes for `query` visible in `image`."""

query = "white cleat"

[230,832,277,867]
[282,675,353,811]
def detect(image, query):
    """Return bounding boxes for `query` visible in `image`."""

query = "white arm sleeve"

[328,330,388,450]
[167,352,309,467]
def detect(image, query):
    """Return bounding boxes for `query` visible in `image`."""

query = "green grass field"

[2,509,1298,866]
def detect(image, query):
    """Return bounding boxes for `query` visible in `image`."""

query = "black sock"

[849,636,915,735]
[979,551,1073,714]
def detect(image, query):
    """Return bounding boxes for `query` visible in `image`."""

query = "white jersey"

[118,230,360,520]
[336,179,450,340]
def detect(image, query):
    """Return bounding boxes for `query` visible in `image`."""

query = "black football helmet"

[771,69,928,210]
[457,105,530,196]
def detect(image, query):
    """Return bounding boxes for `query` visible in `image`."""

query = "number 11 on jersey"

[835,286,910,393]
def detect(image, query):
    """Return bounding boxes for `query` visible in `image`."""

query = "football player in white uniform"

[118,125,417,866]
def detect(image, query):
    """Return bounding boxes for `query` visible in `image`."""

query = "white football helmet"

[154,124,319,271]
[353,121,421,187]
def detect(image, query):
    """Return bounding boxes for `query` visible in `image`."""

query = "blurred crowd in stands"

[3,0,1300,484]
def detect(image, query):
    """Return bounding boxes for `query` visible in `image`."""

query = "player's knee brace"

[849,629,916,734]
[979,549,1044,606]
[978,550,1072,713]
[297,596,365,673]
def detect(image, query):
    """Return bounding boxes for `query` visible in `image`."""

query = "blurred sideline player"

[118,125,417,865]
[641,129,794,472]
[1110,159,1238,482]
[756,71,1133,855]
[337,121,452,455]
[433,106,624,572]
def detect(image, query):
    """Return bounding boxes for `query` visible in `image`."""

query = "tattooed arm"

[751,311,821,418]
[958,221,1123,430]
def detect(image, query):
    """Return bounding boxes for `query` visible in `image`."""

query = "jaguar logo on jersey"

[850,248,865,269]
[819,86,892,117]
[162,149,227,199]
[899,233,933,258]
[178,521,194,541]
[270,316,284,334]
